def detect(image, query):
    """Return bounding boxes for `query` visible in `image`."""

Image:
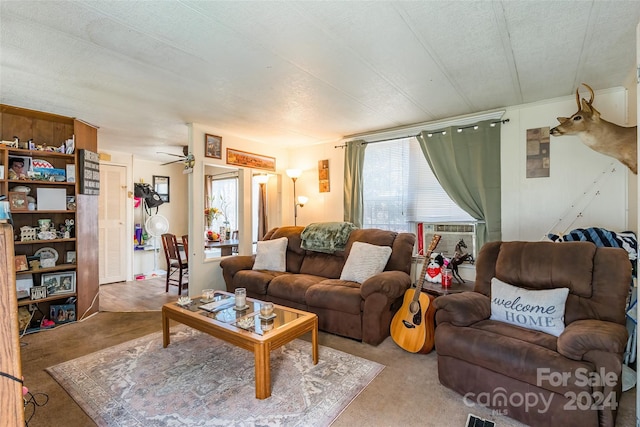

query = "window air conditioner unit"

[420,222,477,260]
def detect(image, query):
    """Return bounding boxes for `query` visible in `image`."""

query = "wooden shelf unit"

[1,104,99,322]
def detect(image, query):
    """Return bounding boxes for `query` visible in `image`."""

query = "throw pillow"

[340,242,392,284]
[490,277,569,337]
[252,237,288,272]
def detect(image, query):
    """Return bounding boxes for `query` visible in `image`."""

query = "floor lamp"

[286,169,308,226]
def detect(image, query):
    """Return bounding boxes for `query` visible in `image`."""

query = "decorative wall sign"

[226,148,276,172]
[205,134,222,159]
[79,149,100,195]
[318,159,330,193]
[526,127,550,178]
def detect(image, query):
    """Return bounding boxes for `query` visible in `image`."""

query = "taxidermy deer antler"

[550,83,637,174]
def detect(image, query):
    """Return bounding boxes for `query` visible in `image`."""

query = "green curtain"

[416,120,501,249]
[343,140,366,228]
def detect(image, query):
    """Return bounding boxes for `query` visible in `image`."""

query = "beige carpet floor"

[18,279,636,426]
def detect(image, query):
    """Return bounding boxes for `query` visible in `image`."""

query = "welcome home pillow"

[252,237,288,272]
[490,277,569,337]
[340,242,392,284]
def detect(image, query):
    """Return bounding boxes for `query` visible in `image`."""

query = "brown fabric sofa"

[434,241,630,427]
[220,226,416,345]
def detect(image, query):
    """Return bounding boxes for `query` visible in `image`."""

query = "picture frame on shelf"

[41,271,76,296]
[66,251,77,264]
[226,148,276,172]
[205,134,222,159]
[8,192,29,211]
[8,155,32,179]
[50,304,76,324]
[153,175,170,203]
[14,254,29,272]
[30,285,47,300]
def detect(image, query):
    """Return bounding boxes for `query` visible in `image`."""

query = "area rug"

[46,326,383,426]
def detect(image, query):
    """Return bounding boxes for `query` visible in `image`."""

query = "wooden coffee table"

[162,291,318,399]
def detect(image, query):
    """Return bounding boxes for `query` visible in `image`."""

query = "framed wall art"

[205,134,222,159]
[153,175,170,203]
[226,148,276,172]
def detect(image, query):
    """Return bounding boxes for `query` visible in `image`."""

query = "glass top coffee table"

[162,290,318,399]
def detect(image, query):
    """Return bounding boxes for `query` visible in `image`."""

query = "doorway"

[98,163,128,284]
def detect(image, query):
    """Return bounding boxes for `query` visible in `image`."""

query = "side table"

[421,280,475,297]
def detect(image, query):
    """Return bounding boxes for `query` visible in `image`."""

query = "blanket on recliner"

[300,222,358,253]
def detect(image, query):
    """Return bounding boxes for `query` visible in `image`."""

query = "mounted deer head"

[550,83,637,174]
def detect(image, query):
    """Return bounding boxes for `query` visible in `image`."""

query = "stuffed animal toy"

[425,253,445,283]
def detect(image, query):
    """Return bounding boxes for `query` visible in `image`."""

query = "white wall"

[131,158,188,275]
[289,87,636,244]
[99,149,188,279]
[501,87,635,241]
[287,142,345,226]
[187,123,291,297]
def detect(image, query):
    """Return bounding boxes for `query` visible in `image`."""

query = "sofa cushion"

[267,274,326,305]
[233,270,289,296]
[340,242,392,283]
[306,280,363,314]
[435,322,593,396]
[299,251,345,279]
[490,277,569,337]
[253,237,287,271]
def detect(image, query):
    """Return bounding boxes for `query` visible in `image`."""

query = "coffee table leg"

[312,318,319,364]
[162,310,170,348]
[254,342,271,399]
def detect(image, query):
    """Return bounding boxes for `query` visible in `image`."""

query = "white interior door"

[99,163,127,284]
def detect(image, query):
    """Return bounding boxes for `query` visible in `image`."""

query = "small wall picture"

[14,254,29,272]
[318,159,330,193]
[153,175,170,203]
[205,134,222,159]
[66,251,77,264]
[8,192,29,211]
[42,271,76,296]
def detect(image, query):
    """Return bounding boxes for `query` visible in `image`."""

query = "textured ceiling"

[1,1,639,161]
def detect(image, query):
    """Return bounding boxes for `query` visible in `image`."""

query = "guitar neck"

[414,234,441,296]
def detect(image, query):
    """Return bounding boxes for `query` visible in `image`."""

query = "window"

[362,136,473,232]
[206,175,238,234]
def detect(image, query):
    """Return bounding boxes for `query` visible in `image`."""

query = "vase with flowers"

[204,201,221,241]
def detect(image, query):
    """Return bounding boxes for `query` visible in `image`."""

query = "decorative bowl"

[177,296,192,306]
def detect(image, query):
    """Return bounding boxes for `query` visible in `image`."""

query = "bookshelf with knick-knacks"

[0,104,99,331]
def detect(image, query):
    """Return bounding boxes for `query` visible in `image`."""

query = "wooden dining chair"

[181,234,189,262]
[231,230,239,253]
[161,233,188,295]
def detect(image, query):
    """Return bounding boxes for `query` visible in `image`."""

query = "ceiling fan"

[157,145,195,168]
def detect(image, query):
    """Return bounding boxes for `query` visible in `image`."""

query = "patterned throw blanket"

[301,222,358,254]
[548,227,637,276]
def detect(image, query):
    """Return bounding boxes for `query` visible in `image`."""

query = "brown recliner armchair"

[434,241,630,427]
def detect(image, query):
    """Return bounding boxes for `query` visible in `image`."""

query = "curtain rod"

[334,119,509,148]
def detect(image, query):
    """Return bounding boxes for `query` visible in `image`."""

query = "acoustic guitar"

[390,234,441,353]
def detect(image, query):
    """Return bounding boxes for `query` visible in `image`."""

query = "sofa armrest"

[360,271,411,300]
[219,255,255,291]
[557,319,628,361]
[434,292,491,327]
